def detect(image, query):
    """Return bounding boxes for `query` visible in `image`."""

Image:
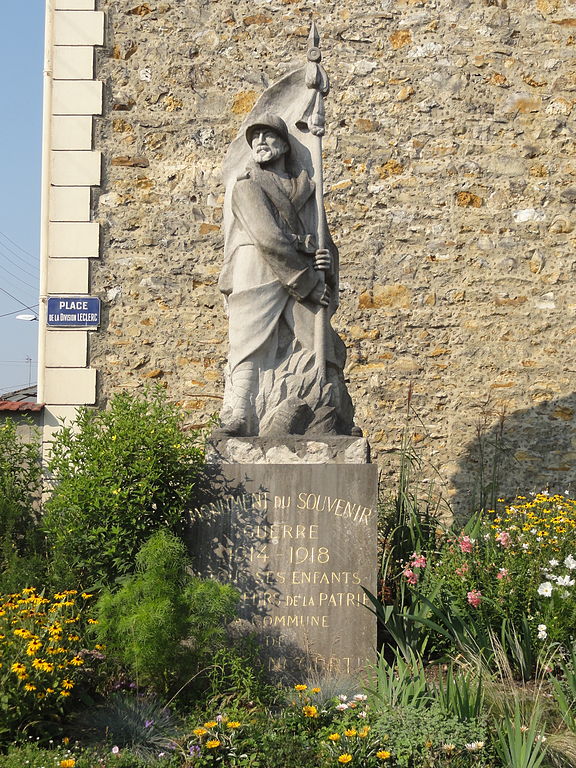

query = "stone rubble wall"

[90,0,576,515]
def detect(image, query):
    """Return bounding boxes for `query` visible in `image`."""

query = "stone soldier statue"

[217,33,357,437]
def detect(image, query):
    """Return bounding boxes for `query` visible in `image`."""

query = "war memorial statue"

[217,26,358,438]
[197,29,377,678]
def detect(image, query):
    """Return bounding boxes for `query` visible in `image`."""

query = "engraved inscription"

[191,465,378,679]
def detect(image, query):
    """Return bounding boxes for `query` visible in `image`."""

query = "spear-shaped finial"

[304,23,329,136]
[307,22,321,61]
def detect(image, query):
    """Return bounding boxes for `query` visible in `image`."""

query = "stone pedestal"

[207,436,370,465]
[192,438,378,681]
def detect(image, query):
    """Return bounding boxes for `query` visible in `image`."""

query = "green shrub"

[42,389,205,589]
[201,644,275,710]
[369,701,490,768]
[0,419,45,592]
[95,530,239,696]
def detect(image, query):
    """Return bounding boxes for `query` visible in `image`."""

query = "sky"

[0,4,44,396]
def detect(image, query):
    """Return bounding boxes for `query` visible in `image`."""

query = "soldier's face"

[251,129,288,165]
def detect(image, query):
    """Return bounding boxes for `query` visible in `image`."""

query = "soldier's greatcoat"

[218,162,345,375]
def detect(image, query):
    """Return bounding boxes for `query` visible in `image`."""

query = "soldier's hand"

[309,279,331,307]
[314,248,332,272]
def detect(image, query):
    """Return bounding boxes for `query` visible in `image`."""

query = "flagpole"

[305,24,329,381]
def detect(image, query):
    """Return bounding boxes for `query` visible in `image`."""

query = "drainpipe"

[37,0,54,404]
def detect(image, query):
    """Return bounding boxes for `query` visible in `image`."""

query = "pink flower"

[495,531,511,548]
[497,568,509,580]
[459,536,474,554]
[411,553,427,569]
[112,746,120,754]
[455,563,469,577]
[403,568,419,585]
[467,590,482,608]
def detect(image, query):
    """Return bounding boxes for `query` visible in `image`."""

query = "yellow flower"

[328,733,341,741]
[312,687,321,693]
[59,691,71,697]
[359,727,370,738]
[26,639,42,656]
[294,684,308,691]
[377,750,391,760]
[344,729,357,737]
[61,679,75,690]
[193,728,207,737]
[227,721,241,729]
[338,755,353,764]
[206,740,221,749]
[303,705,318,718]
[59,760,76,768]
[13,628,33,639]
[63,737,70,744]
[32,658,54,672]
[204,720,217,728]
[70,656,84,666]
[24,683,37,691]
[81,593,93,599]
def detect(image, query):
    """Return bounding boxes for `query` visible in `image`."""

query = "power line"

[0,285,38,313]
[0,304,38,319]
[0,243,39,280]
[0,263,38,291]
[0,228,36,260]
[0,273,39,303]
[0,238,38,271]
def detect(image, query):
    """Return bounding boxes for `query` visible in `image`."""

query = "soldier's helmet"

[245,113,290,148]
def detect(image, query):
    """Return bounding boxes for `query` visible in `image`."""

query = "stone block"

[53,11,104,47]
[46,258,89,293]
[42,405,83,459]
[50,187,91,222]
[208,436,370,465]
[51,115,93,150]
[44,367,96,405]
[45,330,88,367]
[51,150,101,186]
[52,80,102,115]
[48,222,100,258]
[191,463,378,679]
[53,46,94,79]
[55,0,95,8]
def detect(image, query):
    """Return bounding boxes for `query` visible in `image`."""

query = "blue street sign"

[47,297,101,328]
